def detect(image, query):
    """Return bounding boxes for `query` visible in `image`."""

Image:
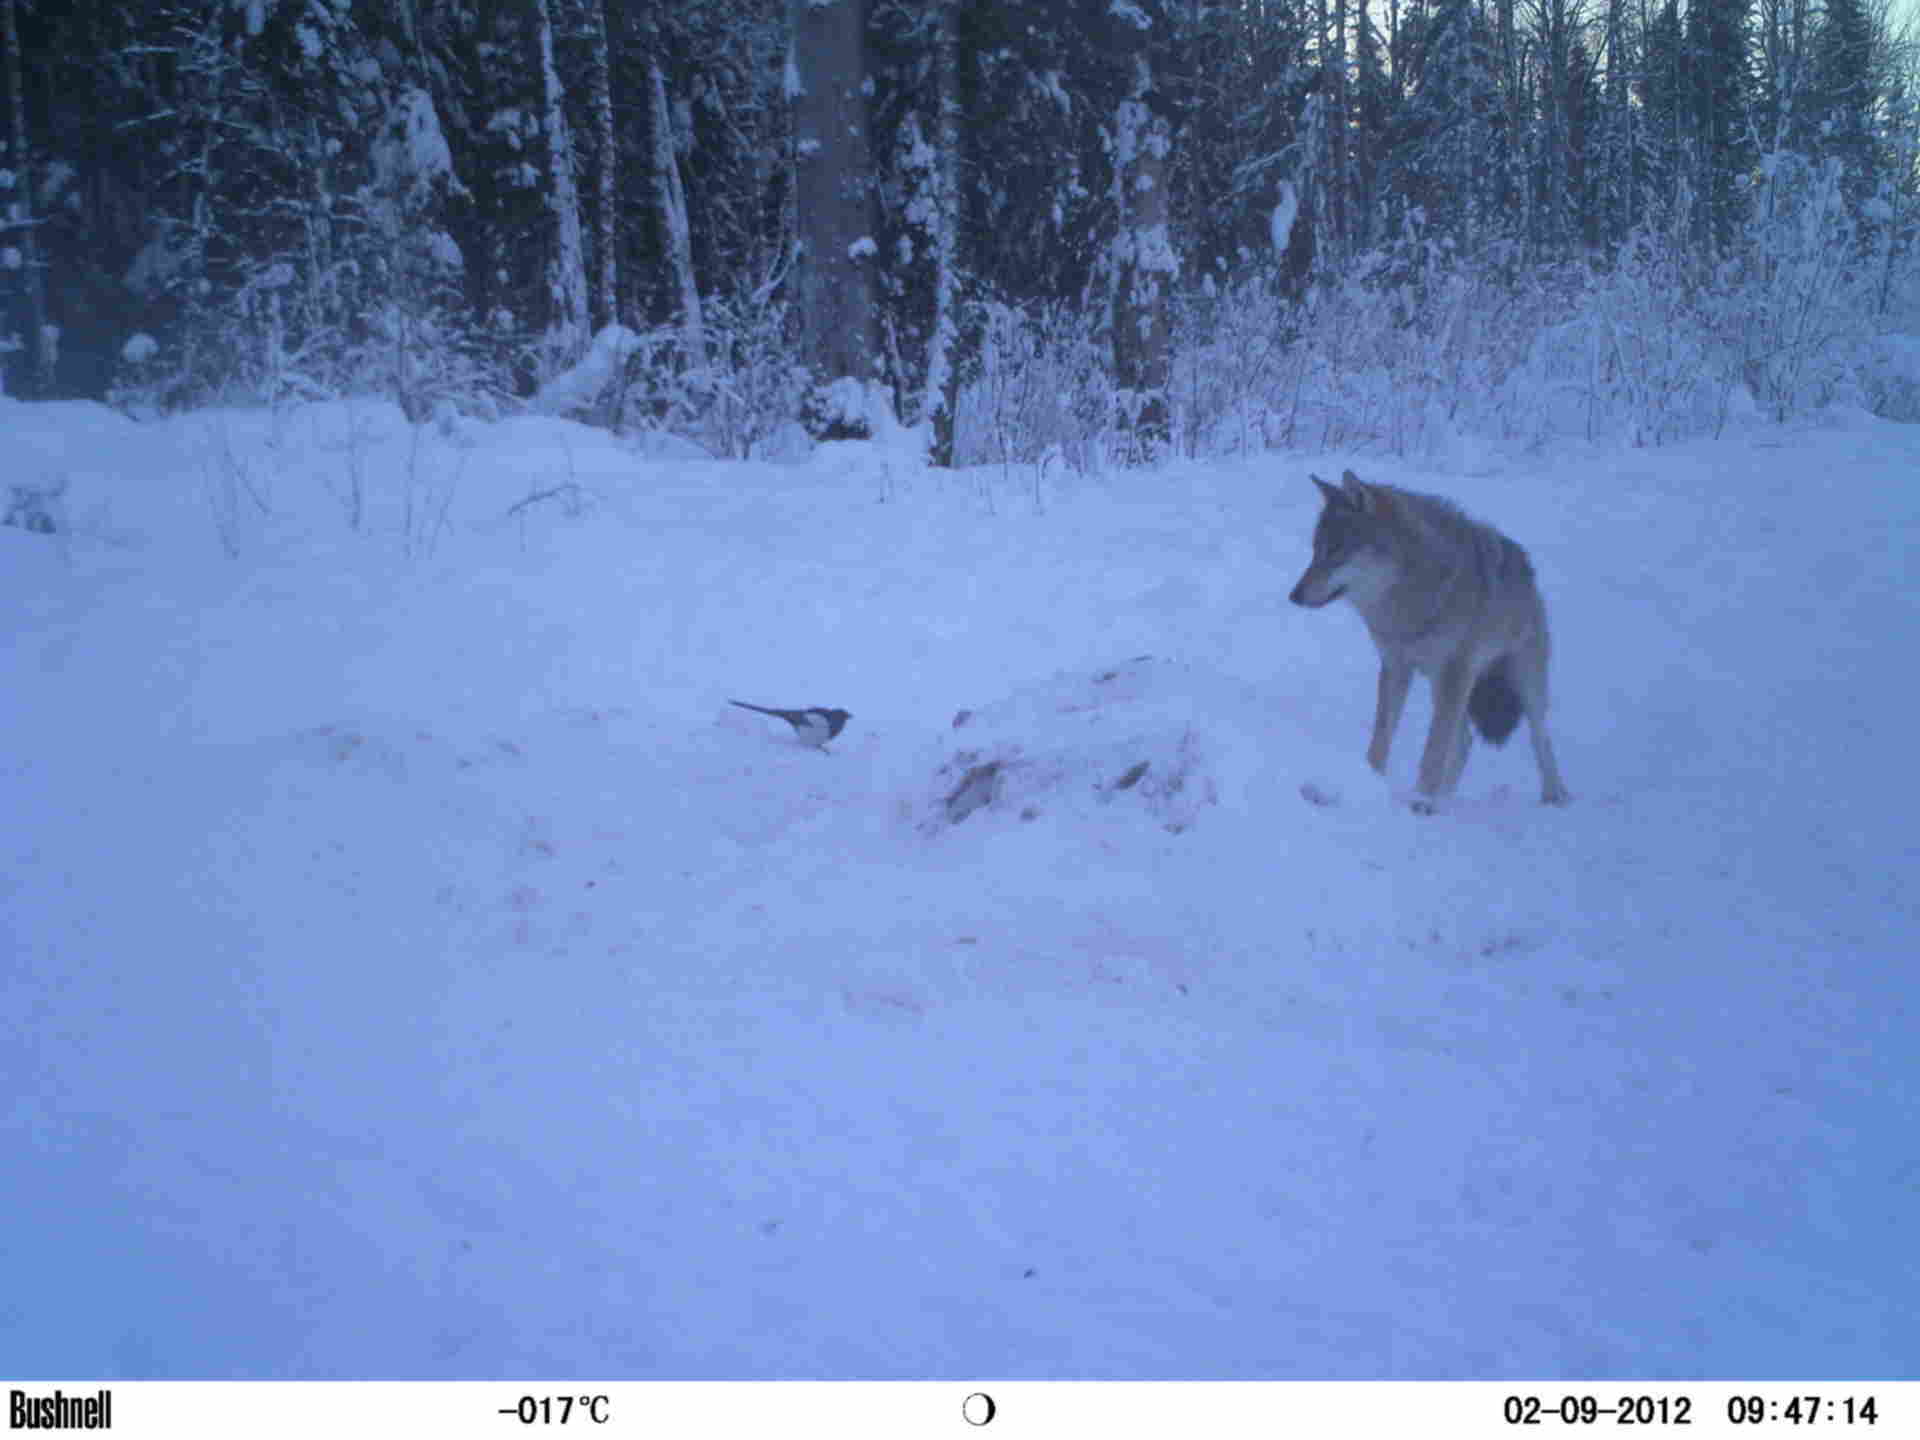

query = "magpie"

[729,700,852,749]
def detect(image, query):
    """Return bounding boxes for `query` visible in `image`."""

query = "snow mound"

[533,324,642,417]
[911,656,1274,838]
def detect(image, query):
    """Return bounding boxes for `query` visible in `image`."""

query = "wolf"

[1289,470,1571,808]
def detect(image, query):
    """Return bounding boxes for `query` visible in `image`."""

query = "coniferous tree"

[112,2,407,405]
[1566,35,1599,247]
[1315,0,1354,268]
[1167,0,1314,280]
[1754,0,1817,151]
[1352,7,1394,252]
[1686,0,1754,252]
[365,86,459,417]
[451,3,545,376]
[1386,0,1514,254]
[665,0,791,313]
[1591,0,1638,242]
[1637,0,1690,229]
[1523,0,1588,256]
[1810,0,1878,211]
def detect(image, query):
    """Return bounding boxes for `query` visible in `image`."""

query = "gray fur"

[1290,470,1571,808]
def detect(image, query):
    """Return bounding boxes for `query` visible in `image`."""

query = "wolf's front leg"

[1369,660,1413,774]
[1417,658,1473,801]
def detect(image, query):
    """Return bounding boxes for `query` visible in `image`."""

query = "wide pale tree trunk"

[1112,56,1174,459]
[535,0,589,370]
[788,0,880,435]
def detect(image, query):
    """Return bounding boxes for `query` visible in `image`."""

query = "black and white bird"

[729,700,852,749]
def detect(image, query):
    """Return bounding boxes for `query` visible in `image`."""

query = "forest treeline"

[2,0,1916,462]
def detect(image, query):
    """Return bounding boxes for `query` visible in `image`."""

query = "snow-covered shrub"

[530,281,805,460]
[107,333,168,419]
[1160,152,1920,460]
[1856,333,1920,422]
[636,290,805,459]
[953,298,1113,471]
[535,324,645,423]
[1168,236,1572,463]
[1709,154,1862,422]
[1169,275,1299,458]
[1299,242,1540,456]
[1521,224,1720,446]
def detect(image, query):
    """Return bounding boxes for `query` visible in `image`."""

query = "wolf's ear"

[1339,469,1378,511]
[1310,473,1346,508]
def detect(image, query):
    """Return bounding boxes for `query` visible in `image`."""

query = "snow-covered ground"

[4,397,1915,1379]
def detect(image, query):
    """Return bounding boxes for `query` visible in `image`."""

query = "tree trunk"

[649,59,702,353]
[589,0,618,332]
[535,0,589,368]
[788,0,879,434]
[1328,0,1348,265]
[2,0,50,395]
[1113,57,1173,460]
[924,0,962,466]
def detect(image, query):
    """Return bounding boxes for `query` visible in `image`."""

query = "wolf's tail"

[1468,660,1523,746]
